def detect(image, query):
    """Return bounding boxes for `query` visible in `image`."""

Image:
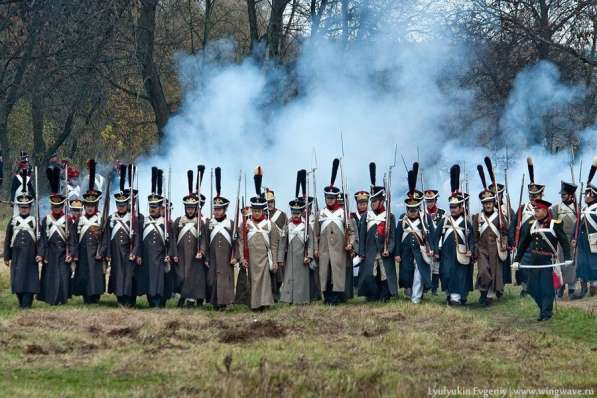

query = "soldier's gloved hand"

[136,257,142,266]
[173,256,179,263]
[65,255,72,263]
[4,260,10,268]
[564,260,573,266]
[230,258,237,266]
[511,261,520,270]
[195,252,204,260]
[345,243,353,251]
[241,259,249,268]
[304,257,311,265]
[382,250,390,257]
[394,256,401,263]
[35,256,43,263]
[570,240,576,248]
[95,255,103,260]
[314,250,319,258]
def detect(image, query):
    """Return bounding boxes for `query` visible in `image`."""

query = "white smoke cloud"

[133,18,595,217]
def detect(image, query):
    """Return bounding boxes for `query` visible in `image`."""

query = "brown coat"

[240,218,280,309]
[207,216,238,306]
[277,220,314,304]
[171,215,208,300]
[473,211,505,295]
[317,207,355,292]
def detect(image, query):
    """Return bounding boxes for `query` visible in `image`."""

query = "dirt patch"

[219,319,287,344]
[107,326,138,338]
[559,295,597,315]
[362,323,390,337]
[24,344,48,355]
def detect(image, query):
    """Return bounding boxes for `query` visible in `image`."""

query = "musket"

[196,165,206,253]
[572,160,583,263]
[230,170,242,260]
[311,149,320,244]
[569,147,576,184]
[210,168,214,219]
[485,157,507,250]
[339,131,350,247]
[96,172,112,258]
[304,169,310,258]
[513,173,526,255]
[34,166,42,266]
[384,145,397,253]
[128,164,136,258]
[462,164,470,252]
[64,163,71,259]
[504,165,512,225]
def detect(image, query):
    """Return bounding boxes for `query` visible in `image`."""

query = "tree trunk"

[310,0,328,39]
[247,0,260,51]
[267,0,289,59]
[136,0,170,140]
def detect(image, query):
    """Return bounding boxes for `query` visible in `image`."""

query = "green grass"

[0,267,596,397]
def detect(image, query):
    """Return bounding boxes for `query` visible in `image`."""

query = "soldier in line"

[207,167,239,309]
[357,162,396,302]
[171,169,208,307]
[473,167,507,306]
[137,167,171,308]
[351,190,369,287]
[38,167,72,306]
[550,181,579,300]
[277,170,315,305]
[337,192,355,301]
[240,167,280,310]
[105,165,142,307]
[572,158,597,299]
[437,165,475,306]
[71,160,105,305]
[265,190,287,302]
[512,199,571,321]
[422,189,444,295]
[4,169,39,309]
[395,165,433,304]
[315,159,354,305]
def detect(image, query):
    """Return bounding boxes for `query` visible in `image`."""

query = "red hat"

[534,199,552,210]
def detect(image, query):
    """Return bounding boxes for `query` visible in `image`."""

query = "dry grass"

[0,291,596,397]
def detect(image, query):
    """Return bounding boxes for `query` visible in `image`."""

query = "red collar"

[374,205,386,215]
[252,214,266,223]
[427,205,437,214]
[291,217,302,225]
[327,203,341,211]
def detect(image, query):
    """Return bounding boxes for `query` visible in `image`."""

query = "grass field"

[0,261,596,398]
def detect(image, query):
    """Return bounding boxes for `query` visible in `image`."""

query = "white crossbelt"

[46,214,67,241]
[248,219,271,244]
[270,209,282,224]
[479,211,499,237]
[11,216,36,247]
[78,214,101,242]
[319,207,344,233]
[288,221,306,243]
[402,217,424,242]
[582,203,597,231]
[367,210,386,230]
[143,217,165,243]
[110,213,131,240]
[177,217,198,245]
[210,218,232,244]
[440,216,466,249]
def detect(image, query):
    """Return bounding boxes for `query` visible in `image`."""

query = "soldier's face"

[586,192,595,203]
[19,206,31,216]
[357,201,368,212]
[325,197,336,207]
[561,193,573,202]
[71,209,81,219]
[450,205,462,218]
[483,201,494,213]
[252,209,263,219]
[371,199,383,211]
[534,207,548,221]
[426,199,436,209]
[214,208,225,218]
[116,204,128,214]
[185,206,196,218]
[291,210,301,220]
[267,200,275,211]
[84,205,96,216]
[51,205,64,216]
[407,208,419,220]
[149,206,160,217]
